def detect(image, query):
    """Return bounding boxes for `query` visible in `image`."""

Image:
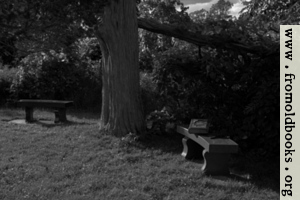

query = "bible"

[188,119,209,134]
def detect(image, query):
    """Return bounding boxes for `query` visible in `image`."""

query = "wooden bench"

[17,99,73,123]
[176,125,238,175]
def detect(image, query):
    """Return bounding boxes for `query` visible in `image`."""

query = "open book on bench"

[188,119,209,134]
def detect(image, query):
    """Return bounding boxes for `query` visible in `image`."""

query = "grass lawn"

[0,108,279,200]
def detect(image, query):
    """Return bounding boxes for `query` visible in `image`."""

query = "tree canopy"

[1,0,287,60]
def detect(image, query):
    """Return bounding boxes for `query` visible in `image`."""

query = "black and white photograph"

[1,0,298,199]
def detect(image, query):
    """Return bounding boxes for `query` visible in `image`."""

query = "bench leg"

[54,108,67,123]
[181,137,204,160]
[25,107,34,123]
[202,149,230,175]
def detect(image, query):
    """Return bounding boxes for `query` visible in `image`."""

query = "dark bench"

[17,99,73,123]
[176,125,238,175]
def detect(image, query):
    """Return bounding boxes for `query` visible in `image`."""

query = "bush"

[0,65,17,106]
[10,51,102,110]
[140,72,165,116]
[152,46,206,123]
[151,44,279,161]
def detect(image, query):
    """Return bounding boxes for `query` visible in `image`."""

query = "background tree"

[208,0,233,20]
[189,9,208,23]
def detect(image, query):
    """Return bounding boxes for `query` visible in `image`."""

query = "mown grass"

[0,108,279,200]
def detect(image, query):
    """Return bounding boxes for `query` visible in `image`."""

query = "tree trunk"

[96,0,145,136]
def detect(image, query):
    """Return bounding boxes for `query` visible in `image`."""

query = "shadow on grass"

[124,131,279,194]
[35,120,92,128]
[68,109,100,121]
[230,155,280,193]
[5,118,92,127]
[0,107,100,122]
[129,132,184,155]
[187,153,279,193]
[0,108,23,121]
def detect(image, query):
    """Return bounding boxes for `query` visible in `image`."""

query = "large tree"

[96,0,145,136]
[1,0,146,136]
[1,0,290,137]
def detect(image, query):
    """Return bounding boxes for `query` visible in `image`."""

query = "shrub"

[152,46,206,124]
[151,44,279,161]
[146,108,176,134]
[0,65,17,106]
[140,72,163,116]
[10,51,102,110]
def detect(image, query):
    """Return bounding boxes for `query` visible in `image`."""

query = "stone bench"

[176,125,238,175]
[17,99,73,123]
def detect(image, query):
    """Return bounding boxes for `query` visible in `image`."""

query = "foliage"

[137,0,279,160]
[241,0,300,25]
[0,0,109,61]
[208,0,233,20]
[189,9,208,23]
[138,0,281,159]
[0,0,105,111]
[138,0,190,23]
[140,72,163,115]
[0,65,18,106]
[10,50,102,110]
[152,45,201,121]
[0,0,283,158]
[0,36,17,65]
[150,40,279,159]
[146,108,176,134]
[138,0,191,72]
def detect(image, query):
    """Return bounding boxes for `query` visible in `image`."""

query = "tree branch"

[137,17,276,56]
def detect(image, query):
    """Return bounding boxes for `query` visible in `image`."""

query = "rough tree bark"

[96,0,145,136]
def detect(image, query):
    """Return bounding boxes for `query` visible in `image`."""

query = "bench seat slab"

[18,100,73,108]
[177,125,238,153]
[18,99,73,123]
